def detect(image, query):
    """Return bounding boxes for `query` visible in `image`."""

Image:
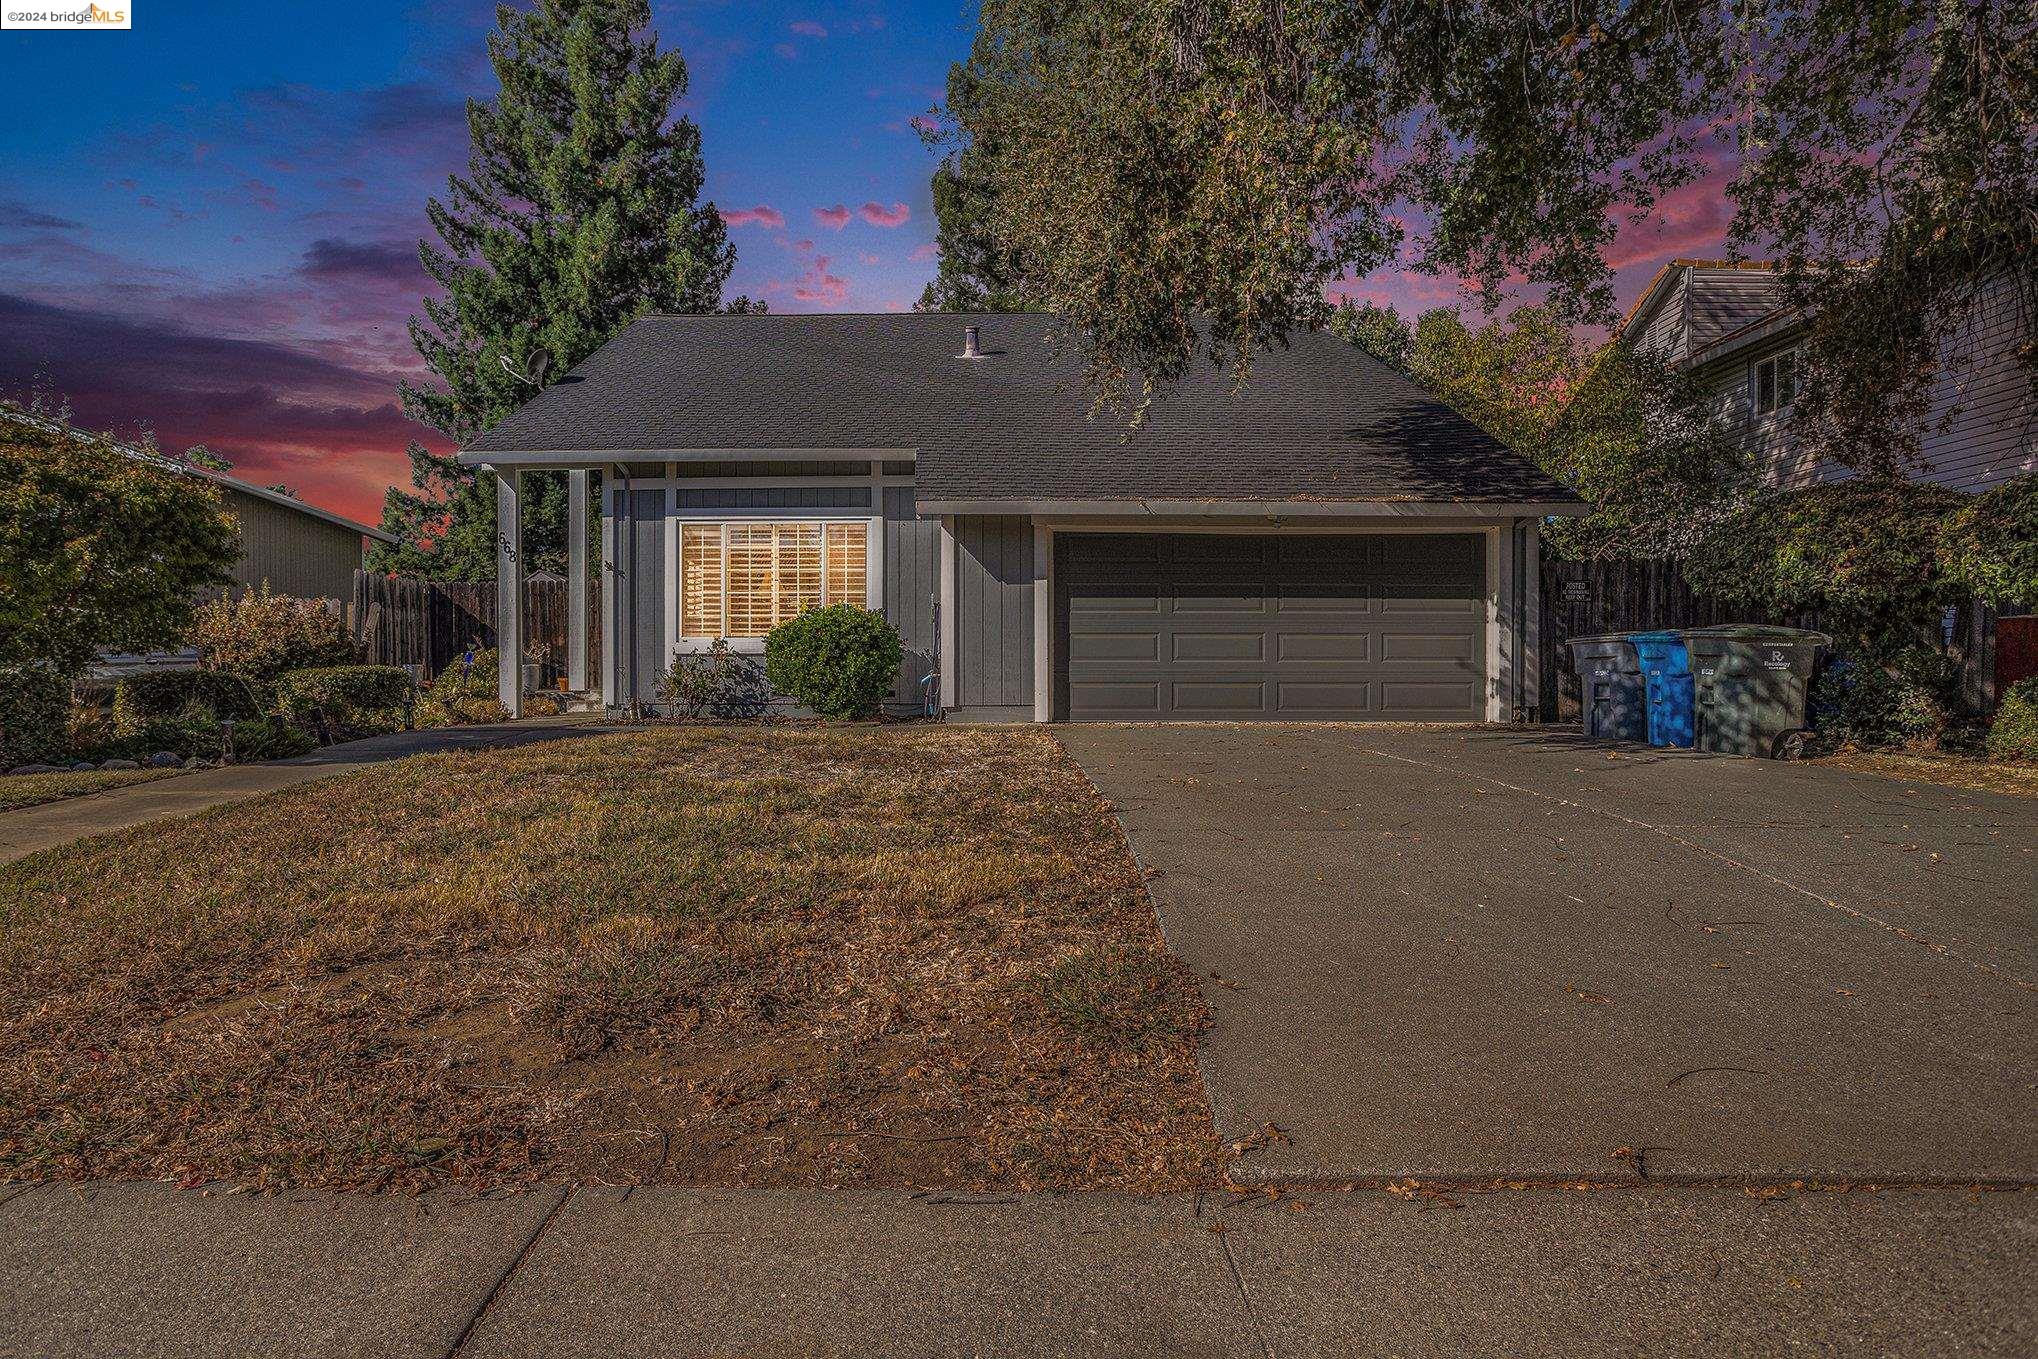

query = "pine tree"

[371,0,733,580]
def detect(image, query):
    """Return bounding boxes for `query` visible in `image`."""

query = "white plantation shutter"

[676,521,873,640]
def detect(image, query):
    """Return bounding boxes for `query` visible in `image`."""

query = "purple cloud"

[860,201,910,228]
[720,204,786,229]
[789,20,826,37]
[814,204,850,229]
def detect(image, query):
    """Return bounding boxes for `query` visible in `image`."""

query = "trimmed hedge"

[764,605,903,719]
[1942,474,2038,606]
[272,665,413,744]
[189,585,355,681]
[0,665,70,768]
[1987,678,2038,764]
[111,669,265,737]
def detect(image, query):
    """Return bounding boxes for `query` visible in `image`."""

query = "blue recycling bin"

[1626,630,1694,748]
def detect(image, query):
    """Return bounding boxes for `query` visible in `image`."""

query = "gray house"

[462,314,1583,723]
[1622,260,2036,493]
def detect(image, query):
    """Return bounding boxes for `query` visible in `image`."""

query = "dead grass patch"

[1816,751,2038,799]
[0,726,1218,1192]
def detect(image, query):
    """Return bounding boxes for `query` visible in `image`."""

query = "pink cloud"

[720,204,786,230]
[909,241,939,262]
[1603,165,1734,273]
[792,238,815,253]
[773,42,798,60]
[788,20,826,37]
[859,252,881,265]
[908,114,939,136]
[814,204,851,230]
[792,255,850,305]
[860,201,910,228]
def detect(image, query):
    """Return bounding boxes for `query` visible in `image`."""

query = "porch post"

[494,466,524,718]
[1032,521,1052,722]
[566,468,589,693]
[1522,519,1541,720]
[938,517,957,711]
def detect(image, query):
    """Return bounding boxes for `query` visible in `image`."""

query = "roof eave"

[916,497,1589,519]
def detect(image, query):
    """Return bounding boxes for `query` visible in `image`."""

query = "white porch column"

[938,516,957,710]
[494,466,524,718]
[566,468,589,693]
[1032,520,1052,722]
[1522,520,1541,720]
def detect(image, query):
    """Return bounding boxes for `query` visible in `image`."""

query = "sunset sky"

[0,1,1738,527]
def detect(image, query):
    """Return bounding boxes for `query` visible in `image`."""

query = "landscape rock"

[100,758,140,770]
[70,761,97,772]
[6,764,60,776]
[148,751,182,768]
[181,756,210,769]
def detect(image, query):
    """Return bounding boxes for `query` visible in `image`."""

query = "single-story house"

[460,313,1585,723]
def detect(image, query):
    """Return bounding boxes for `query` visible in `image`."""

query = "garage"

[1057,532,1487,721]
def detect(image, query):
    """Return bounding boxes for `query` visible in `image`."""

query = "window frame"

[668,513,882,654]
[1752,347,1799,417]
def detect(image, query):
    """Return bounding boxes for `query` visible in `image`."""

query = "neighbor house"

[1621,260,2037,493]
[461,314,1585,722]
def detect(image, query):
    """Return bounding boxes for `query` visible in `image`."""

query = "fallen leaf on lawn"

[1567,984,1614,1005]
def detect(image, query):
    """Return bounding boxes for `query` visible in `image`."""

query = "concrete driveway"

[1060,725,2038,1185]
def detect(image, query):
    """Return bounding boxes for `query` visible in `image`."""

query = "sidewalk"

[0,1180,2029,1357]
[0,717,616,865]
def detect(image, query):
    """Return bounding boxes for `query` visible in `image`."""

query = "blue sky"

[0,1,967,518]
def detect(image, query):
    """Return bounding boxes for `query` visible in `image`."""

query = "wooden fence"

[350,572,601,687]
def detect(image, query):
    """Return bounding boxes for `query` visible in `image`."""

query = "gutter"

[914,498,1589,519]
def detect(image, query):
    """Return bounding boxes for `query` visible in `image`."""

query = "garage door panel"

[1173,631,1266,662]
[1060,533,1485,722]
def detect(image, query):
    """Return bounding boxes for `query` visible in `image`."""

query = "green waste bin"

[1568,634,1647,741]
[1685,626,1832,758]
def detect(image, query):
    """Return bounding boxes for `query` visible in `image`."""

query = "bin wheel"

[1772,729,1812,762]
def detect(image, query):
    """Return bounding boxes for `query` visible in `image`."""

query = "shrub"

[763,605,903,719]
[657,639,771,719]
[189,585,354,681]
[1987,678,2038,764]
[1941,474,2038,606]
[429,648,499,703]
[272,666,414,744]
[123,712,315,763]
[1686,479,1970,650]
[111,669,265,737]
[418,696,511,728]
[0,664,70,767]
[1809,648,1956,752]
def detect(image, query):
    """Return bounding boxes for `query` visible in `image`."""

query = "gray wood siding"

[613,485,666,706]
[1686,270,1785,352]
[885,486,940,708]
[1707,272,2035,495]
[222,488,366,603]
[676,486,871,509]
[953,514,1035,709]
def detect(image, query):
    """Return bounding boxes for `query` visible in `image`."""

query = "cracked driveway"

[1060,724,2038,1185]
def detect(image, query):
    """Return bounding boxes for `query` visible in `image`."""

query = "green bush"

[0,664,70,767]
[429,648,499,703]
[1809,648,1956,752]
[1986,678,2038,764]
[1942,474,2038,606]
[763,606,903,719]
[1687,479,1970,649]
[188,585,354,681]
[111,669,265,737]
[123,712,315,763]
[273,666,413,744]
[657,639,771,720]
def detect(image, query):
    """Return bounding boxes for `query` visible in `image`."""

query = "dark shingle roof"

[464,313,1579,506]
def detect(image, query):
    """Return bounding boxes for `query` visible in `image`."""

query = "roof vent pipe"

[960,325,981,360]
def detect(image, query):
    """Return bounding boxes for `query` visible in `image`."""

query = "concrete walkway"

[0,1180,2030,1357]
[0,717,617,865]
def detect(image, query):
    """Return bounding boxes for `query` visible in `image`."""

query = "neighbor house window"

[679,521,869,640]
[1753,349,1798,416]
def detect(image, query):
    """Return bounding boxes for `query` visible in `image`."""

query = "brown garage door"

[1057,533,1486,721]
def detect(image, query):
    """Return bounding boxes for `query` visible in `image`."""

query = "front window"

[1753,349,1798,416]
[679,520,869,640]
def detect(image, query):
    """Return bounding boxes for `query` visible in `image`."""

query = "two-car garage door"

[1057,533,1487,722]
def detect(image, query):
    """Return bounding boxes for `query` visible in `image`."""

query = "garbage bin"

[1568,634,1647,741]
[1685,626,1832,758]
[1627,630,1695,749]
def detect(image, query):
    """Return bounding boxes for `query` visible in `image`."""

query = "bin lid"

[1624,629,1685,643]
[1684,625,1832,646]
[1567,633,1639,647]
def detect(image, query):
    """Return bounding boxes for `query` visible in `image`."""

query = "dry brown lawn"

[0,767,179,813]
[0,726,1219,1193]
[1815,750,2038,799]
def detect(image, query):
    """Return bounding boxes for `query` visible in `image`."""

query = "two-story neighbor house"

[460,314,1585,722]
[1621,260,2037,493]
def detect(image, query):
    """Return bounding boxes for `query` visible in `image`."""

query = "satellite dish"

[499,348,554,386]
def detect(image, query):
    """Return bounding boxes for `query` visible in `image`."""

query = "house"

[461,313,1585,722]
[1621,260,2037,493]
[2,404,392,606]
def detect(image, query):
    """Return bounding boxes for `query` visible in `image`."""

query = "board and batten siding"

[222,486,368,603]
[950,514,1035,716]
[605,470,937,712]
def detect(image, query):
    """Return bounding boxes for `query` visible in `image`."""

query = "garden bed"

[0,726,1219,1192]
